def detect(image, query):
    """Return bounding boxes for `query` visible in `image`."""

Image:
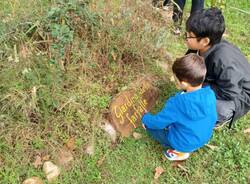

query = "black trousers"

[216,99,235,123]
[172,0,204,23]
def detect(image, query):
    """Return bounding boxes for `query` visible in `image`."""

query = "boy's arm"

[211,57,244,100]
[141,98,176,129]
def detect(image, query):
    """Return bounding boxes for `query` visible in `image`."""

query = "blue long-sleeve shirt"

[142,86,217,152]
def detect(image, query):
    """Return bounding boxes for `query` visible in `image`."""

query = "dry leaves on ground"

[132,132,142,140]
[56,149,73,168]
[65,137,76,151]
[33,155,43,168]
[243,128,250,134]
[205,144,219,150]
[154,166,164,179]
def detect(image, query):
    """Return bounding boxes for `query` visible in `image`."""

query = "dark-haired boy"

[142,54,217,161]
[185,8,250,127]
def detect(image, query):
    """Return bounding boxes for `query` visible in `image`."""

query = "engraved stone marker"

[109,77,159,137]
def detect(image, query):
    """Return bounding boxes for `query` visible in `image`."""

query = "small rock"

[22,177,43,184]
[243,128,250,134]
[101,122,117,143]
[43,161,60,183]
[85,143,95,156]
[132,132,142,140]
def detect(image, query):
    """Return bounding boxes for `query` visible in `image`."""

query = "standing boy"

[185,8,250,127]
[142,54,217,161]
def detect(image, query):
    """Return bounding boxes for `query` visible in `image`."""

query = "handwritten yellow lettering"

[114,106,124,124]
[125,95,131,107]
[126,113,136,128]
[121,104,127,114]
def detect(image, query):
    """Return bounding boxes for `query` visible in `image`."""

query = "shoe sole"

[163,151,190,161]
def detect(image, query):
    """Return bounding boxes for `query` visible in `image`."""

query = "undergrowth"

[0,0,249,183]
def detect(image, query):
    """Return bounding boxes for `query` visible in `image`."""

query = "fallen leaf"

[33,155,43,168]
[22,177,43,184]
[205,144,219,150]
[42,154,50,161]
[43,161,60,183]
[154,166,164,179]
[243,128,250,134]
[97,155,106,166]
[132,132,142,140]
[56,149,73,167]
[65,137,76,151]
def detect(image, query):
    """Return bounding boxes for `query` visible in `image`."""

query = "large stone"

[109,76,159,137]
[22,177,43,184]
[43,161,60,183]
[101,122,117,143]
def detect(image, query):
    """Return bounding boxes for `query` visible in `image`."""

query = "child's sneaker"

[163,5,170,11]
[173,26,181,35]
[163,149,190,161]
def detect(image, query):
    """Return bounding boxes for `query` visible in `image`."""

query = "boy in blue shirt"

[142,53,217,161]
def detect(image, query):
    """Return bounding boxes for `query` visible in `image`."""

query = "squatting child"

[141,53,217,161]
[185,8,250,127]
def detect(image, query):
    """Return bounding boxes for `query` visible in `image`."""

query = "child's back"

[165,86,217,152]
[142,54,217,161]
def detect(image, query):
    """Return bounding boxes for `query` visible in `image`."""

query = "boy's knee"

[216,100,235,122]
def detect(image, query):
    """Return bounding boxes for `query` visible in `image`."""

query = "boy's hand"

[142,123,146,130]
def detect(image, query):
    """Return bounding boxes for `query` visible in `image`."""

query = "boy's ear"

[200,37,210,46]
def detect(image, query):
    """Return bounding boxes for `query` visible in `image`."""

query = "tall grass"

[0,0,249,183]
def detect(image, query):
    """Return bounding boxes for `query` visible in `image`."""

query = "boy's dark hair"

[172,53,206,87]
[186,8,225,45]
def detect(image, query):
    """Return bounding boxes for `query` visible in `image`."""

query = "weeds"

[0,0,249,183]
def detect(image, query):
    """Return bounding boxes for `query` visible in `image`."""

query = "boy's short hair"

[172,53,206,87]
[186,8,225,45]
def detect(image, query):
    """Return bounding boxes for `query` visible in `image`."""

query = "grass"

[0,0,249,183]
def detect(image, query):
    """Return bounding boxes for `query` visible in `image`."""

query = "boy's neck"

[199,45,211,55]
[186,84,202,92]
